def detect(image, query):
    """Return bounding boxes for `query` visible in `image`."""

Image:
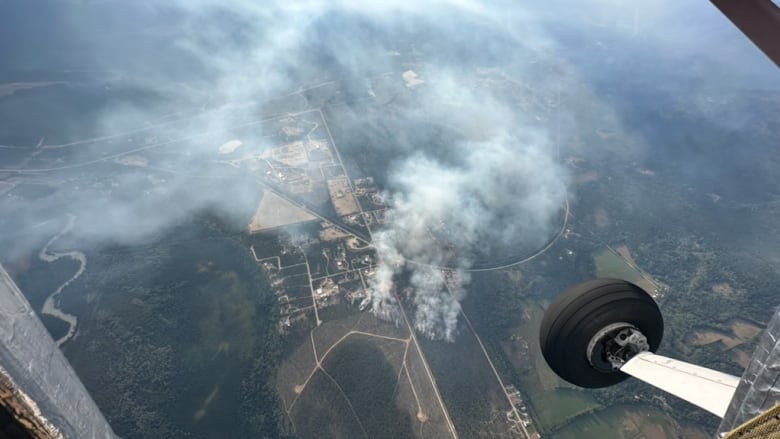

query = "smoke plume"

[366,108,567,339]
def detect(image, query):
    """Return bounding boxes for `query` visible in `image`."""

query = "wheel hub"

[586,322,650,372]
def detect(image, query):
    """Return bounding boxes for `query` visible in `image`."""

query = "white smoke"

[366,100,568,340]
[5,0,762,340]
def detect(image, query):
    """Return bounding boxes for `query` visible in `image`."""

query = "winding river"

[38,214,84,346]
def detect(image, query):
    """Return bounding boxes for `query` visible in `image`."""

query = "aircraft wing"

[621,352,740,418]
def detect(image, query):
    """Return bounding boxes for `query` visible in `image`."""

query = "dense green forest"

[14,213,292,439]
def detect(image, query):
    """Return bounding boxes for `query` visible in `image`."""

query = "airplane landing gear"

[539,278,664,388]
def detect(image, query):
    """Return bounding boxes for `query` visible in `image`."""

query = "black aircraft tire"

[539,278,663,388]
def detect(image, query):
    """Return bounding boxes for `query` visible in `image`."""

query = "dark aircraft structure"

[540,278,780,438]
[711,0,780,68]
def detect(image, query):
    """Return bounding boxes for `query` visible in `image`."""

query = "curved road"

[404,196,570,273]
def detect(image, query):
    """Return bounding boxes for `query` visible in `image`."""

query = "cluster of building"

[505,385,541,439]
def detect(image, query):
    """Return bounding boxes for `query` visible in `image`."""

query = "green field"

[533,388,600,428]
[323,336,414,439]
[289,370,368,438]
[592,248,657,293]
[552,405,704,439]
[507,302,602,430]
[418,322,517,438]
[504,299,711,438]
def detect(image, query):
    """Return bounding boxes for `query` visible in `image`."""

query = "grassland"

[323,337,415,438]
[553,405,710,439]
[418,321,517,438]
[502,298,712,438]
[503,302,602,430]
[592,247,658,294]
[289,370,368,438]
[533,389,600,428]
[278,304,450,439]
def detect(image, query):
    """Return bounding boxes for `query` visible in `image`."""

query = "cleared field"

[502,303,576,395]
[731,319,762,339]
[533,388,598,428]
[553,405,710,439]
[615,245,636,266]
[693,330,741,348]
[418,322,516,438]
[268,141,308,167]
[319,224,352,241]
[311,307,368,357]
[592,247,658,294]
[354,311,410,340]
[711,282,735,296]
[404,343,457,439]
[691,319,761,349]
[327,177,360,216]
[393,369,426,432]
[248,190,317,233]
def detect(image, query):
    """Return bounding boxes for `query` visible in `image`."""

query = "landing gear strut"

[539,278,664,388]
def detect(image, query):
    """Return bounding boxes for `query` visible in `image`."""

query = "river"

[38,214,84,346]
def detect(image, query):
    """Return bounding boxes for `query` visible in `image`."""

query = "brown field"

[327,177,360,216]
[615,245,637,267]
[692,320,761,349]
[248,190,317,233]
[319,225,351,241]
[269,141,308,167]
[731,319,762,340]
[305,140,333,162]
[733,348,752,368]
[692,331,741,348]
[711,282,735,296]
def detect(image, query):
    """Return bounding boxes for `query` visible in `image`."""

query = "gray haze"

[366,88,568,339]
[1,0,776,339]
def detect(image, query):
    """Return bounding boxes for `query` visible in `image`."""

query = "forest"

[13,212,293,439]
